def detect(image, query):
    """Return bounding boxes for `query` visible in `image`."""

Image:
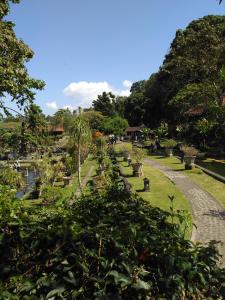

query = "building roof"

[126,124,145,132]
[185,106,205,116]
[47,125,64,132]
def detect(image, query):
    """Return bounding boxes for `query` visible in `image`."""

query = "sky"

[6,0,225,115]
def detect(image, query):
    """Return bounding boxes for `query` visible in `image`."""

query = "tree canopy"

[0,0,45,115]
[92,92,116,117]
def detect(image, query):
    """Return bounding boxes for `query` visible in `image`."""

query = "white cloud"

[123,80,132,88]
[62,105,75,111]
[63,80,132,109]
[46,101,58,110]
[119,89,131,97]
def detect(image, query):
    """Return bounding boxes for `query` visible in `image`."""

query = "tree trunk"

[77,142,83,195]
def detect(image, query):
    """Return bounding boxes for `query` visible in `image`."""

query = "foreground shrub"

[0,180,225,299]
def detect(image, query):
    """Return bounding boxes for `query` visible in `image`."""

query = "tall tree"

[124,92,148,126]
[92,92,116,117]
[0,0,45,115]
[69,116,91,194]
[24,104,46,134]
[145,15,225,127]
[102,115,128,136]
[52,108,73,131]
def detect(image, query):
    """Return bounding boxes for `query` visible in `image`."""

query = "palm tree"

[69,116,91,194]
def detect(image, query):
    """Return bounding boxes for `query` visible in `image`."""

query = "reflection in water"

[16,168,39,199]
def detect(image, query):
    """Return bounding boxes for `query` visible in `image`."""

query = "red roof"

[126,125,145,132]
[185,106,205,116]
[47,125,64,132]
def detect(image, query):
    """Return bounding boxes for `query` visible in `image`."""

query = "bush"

[162,139,177,148]
[0,179,225,299]
[41,185,65,204]
[181,145,199,156]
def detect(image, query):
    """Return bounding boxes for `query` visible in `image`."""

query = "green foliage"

[195,118,216,136]
[41,185,64,204]
[82,110,105,131]
[102,115,128,136]
[144,15,225,127]
[69,116,91,193]
[93,92,116,117]
[132,147,144,163]
[94,136,107,153]
[181,145,199,156]
[170,82,218,116]
[51,108,73,131]
[0,166,24,189]
[34,156,64,195]
[0,178,225,299]
[162,139,177,149]
[154,122,168,138]
[124,92,148,126]
[0,1,45,115]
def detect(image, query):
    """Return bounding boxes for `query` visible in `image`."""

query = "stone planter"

[165,148,173,157]
[131,163,143,177]
[184,156,196,170]
[63,176,72,187]
[123,151,131,161]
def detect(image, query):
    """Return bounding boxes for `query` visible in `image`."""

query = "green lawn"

[62,155,97,198]
[117,156,192,238]
[148,152,225,209]
[118,157,190,213]
[197,158,225,177]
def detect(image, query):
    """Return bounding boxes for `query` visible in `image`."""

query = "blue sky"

[7,0,225,115]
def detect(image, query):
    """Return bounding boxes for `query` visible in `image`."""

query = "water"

[16,168,39,199]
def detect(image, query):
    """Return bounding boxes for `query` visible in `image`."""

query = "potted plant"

[181,145,199,170]
[131,148,144,177]
[121,144,131,161]
[162,139,177,157]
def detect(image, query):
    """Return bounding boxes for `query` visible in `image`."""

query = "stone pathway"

[144,158,225,267]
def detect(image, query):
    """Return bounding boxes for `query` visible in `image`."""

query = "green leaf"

[46,287,66,299]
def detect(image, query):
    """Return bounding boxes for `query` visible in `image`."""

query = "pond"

[16,168,39,199]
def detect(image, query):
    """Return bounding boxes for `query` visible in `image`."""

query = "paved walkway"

[144,158,225,267]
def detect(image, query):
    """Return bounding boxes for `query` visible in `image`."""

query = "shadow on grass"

[136,189,151,193]
[124,174,134,178]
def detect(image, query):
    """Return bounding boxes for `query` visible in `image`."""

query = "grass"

[118,157,190,213]
[23,155,97,206]
[196,158,225,177]
[149,152,225,209]
[73,156,97,194]
[0,121,21,130]
[117,156,192,238]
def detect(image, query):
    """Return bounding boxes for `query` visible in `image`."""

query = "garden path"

[144,158,225,267]
[75,166,95,197]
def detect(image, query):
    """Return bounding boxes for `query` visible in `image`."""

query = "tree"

[144,15,225,128]
[0,166,24,189]
[92,92,116,117]
[82,110,105,131]
[51,108,73,131]
[69,116,91,194]
[130,80,146,94]
[24,104,46,134]
[102,115,128,136]
[124,92,148,126]
[0,0,45,115]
